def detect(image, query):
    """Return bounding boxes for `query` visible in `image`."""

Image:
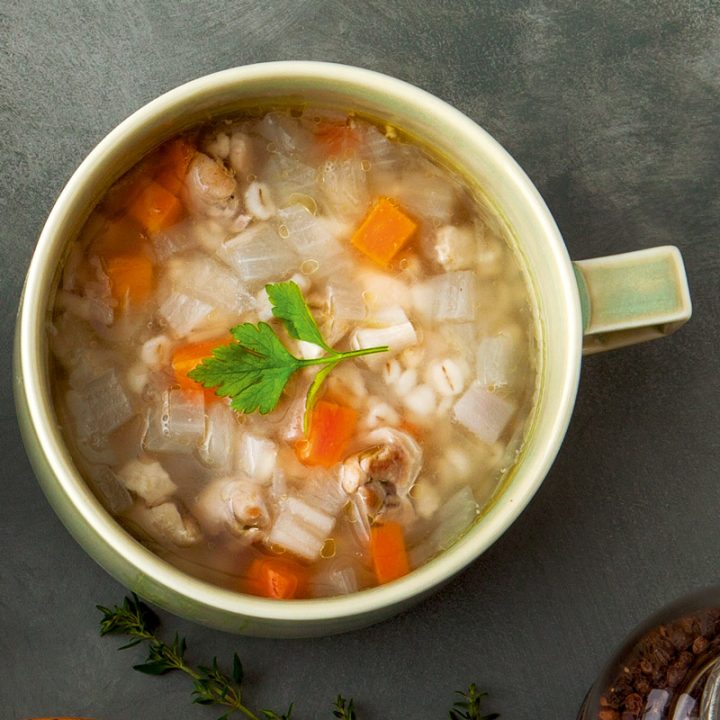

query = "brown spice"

[624,693,643,714]
[666,663,688,688]
[593,607,720,718]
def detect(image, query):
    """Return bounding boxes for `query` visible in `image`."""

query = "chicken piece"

[339,428,422,523]
[117,458,177,507]
[194,478,269,538]
[185,152,247,228]
[137,501,202,547]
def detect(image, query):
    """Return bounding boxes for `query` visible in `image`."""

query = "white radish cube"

[158,292,213,337]
[431,271,477,322]
[267,511,325,561]
[198,403,237,470]
[66,369,134,440]
[476,335,517,388]
[87,466,133,514]
[452,382,516,443]
[237,434,277,484]
[285,496,336,537]
[169,254,253,315]
[433,225,476,271]
[218,222,298,287]
[277,204,340,259]
[144,389,205,454]
[351,322,417,355]
[326,281,366,322]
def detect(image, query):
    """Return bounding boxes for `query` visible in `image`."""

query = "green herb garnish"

[97,594,293,720]
[188,281,388,432]
[449,684,500,720]
[333,695,357,719]
[98,594,498,720]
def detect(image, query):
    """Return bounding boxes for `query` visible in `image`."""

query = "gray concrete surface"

[1,1,719,718]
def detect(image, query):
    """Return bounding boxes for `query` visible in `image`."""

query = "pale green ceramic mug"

[14,62,692,637]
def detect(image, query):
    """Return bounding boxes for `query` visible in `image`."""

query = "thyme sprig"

[449,684,500,720]
[97,594,291,720]
[98,594,498,719]
[333,695,357,719]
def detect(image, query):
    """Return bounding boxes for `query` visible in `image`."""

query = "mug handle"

[573,246,692,355]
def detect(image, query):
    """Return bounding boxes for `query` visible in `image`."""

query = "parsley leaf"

[266,280,335,353]
[188,281,388,427]
[189,323,301,415]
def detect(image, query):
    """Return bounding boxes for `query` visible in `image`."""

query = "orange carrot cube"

[370,522,410,584]
[155,137,196,195]
[296,401,358,468]
[128,180,184,236]
[172,336,232,402]
[105,254,153,306]
[350,197,417,267]
[244,557,307,599]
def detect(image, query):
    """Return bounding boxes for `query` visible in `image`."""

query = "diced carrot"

[295,400,358,467]
[105,253,154,306]
[350,197,417,267]
[370,522,410,585]
[92,215,146,259]
[172,336,232,401]
[101,167,153,217]
[154,137,197,195]
[315,121,358,156]
[127,180,184,236]
[244,556,307,599]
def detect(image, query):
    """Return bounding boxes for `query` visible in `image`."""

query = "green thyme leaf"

[450,684,499,720]
[99,594,497,720]
[333,695,357,719]
[266,280,335,353]
[233,653,244,686]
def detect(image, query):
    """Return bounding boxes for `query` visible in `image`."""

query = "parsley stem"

[297,345,389,366]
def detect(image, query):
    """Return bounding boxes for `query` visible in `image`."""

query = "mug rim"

[17,61,582,627]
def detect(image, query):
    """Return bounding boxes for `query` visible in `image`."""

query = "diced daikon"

[198,403,237,470]
[66,370,134,440]
[218,222,298,287]
[452,382,516,443]
[158,292,213,337]
[237,433,277,484]
[476,335,518,389]
[143,389,205,453]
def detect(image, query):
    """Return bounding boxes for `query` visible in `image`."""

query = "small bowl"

[15,62,688,637]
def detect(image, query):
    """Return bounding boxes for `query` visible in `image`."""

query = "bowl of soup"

[14,62,690,637]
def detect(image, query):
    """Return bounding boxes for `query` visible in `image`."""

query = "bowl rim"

[17,61,582,625]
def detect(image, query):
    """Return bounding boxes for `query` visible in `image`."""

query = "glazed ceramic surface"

[14,62,690,637]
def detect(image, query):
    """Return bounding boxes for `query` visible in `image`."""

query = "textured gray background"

[1,1,719,718]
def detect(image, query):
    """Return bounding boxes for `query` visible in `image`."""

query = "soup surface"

[49,108,538,599]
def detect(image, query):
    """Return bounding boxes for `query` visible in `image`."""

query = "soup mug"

[14,62,692,637]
